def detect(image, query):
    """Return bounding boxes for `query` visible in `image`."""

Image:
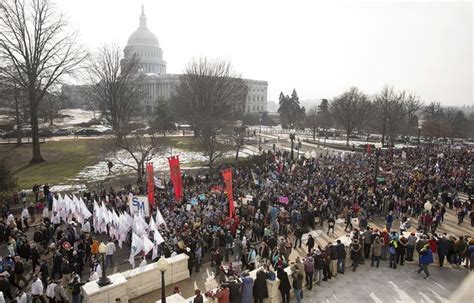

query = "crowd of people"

[0,144,472,302]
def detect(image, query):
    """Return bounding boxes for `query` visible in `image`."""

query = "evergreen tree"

[278,89,305,128]
[0,160,17,199]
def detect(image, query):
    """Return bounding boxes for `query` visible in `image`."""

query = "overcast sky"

[59,0,473,106]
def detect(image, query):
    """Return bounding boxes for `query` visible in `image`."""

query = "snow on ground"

[48,147,257,193]
[58,109,97,127]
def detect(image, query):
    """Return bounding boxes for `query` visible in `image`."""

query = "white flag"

[143,235,154,255]
[129,252,135,268]
[155,209,166,227]
[131,233,144,257]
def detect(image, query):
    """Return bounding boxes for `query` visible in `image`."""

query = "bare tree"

[402,93,423,136]
[112,134,161,185]
[0,71,27,145]
[38,91,64,126]
[173,57,248,169]
[0,0,86,163]
[330,87,371,146]
[372,86,406,145]
[87,45,144,139]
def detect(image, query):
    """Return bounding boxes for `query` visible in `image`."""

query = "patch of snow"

[76,148,209,183]
[58,109,98,126]
[50,183,87,193]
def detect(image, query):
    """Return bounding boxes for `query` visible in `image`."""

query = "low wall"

[82,254,190,303]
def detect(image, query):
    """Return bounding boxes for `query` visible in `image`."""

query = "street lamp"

[289,128,296,161]
[417,125,422,145]
[258,118,262,152]
[157,256,170,303]
[373,142,382,194]
[97,243,111,287]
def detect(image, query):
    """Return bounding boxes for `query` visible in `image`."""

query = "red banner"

[168,156,182,202]
[223,168,234,218]
[146,162,155,206]
[367,144,372,155]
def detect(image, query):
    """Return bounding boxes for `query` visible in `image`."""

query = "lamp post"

[157,256,170,303]
[373,142,382,194]
[317,127,320,147]
[289,127,295,161]
[258,118,262,152]
[97,243,111,287]
[417,125,422,145]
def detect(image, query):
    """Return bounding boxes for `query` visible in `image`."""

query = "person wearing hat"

[417,244,433,279]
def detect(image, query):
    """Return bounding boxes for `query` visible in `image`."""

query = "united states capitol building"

[120,7,268,114]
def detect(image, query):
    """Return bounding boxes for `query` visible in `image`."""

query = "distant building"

[122,6,268,114]
[63,6,268,114]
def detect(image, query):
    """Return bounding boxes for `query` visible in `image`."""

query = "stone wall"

[82,254,190,303]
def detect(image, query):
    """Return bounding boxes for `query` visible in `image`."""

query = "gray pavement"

[305,262,467,303]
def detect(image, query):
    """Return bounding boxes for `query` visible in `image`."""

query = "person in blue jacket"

[417,244,433,279]
[240,271,254,303]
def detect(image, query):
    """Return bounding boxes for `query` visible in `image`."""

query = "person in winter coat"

[253,269,269,303]
[215,284,230,303]
[328,242,338,277]
[303,254,314,290]
[371,237,382,268]
[291,269,304,303]
[336,239,346,274]
[240,271,253,303]
[406,232,417,262]
[437,234,451,269]
[306,234,315,252]
[417,244,433,278]
[193,289,204,303]
[350,239,361,272]
[277,267,291,303]
[224,276,241,303]
[313,250,324,284]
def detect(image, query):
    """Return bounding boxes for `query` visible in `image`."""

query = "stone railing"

[82,254,190,303]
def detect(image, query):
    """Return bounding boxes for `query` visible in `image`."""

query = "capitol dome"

[121,5,167,75]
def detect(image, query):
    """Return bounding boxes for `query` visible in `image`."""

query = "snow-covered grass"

[58,109,98,127]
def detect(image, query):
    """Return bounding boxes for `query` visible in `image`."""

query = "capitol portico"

[123,6,268,114]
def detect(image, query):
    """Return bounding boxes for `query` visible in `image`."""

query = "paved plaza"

[132,204,473,303]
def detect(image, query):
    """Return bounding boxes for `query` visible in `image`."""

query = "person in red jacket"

[216,284,230,303]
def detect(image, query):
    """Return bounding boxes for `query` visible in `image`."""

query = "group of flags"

[52,194,92,225]
[128,208,166,268]
[51,154,237,269]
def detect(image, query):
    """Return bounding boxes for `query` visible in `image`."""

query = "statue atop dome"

[140,4,147,28]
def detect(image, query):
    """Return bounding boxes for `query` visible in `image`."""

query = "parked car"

[52,128,71,136]
[131,127,153,135]
[38,128,53,138]
[101,128,114,135]
[74,128,103,137]
[2,129,32,139]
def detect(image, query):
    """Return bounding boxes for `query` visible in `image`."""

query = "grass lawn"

[0,139,107,190]
[0,136,238,191]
